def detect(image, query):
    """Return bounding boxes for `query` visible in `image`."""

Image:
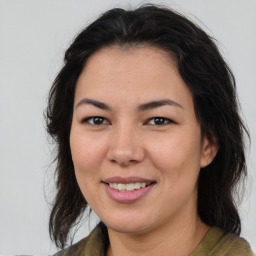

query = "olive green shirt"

[54,222,254,256]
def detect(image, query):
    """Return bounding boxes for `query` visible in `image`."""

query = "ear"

[200,136,219,168]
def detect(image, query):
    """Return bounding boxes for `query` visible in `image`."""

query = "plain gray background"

[0,0,255,255]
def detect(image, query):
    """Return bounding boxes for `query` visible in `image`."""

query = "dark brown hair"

[46,4,249,248]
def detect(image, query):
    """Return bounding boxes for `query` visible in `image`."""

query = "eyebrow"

[137,99,182,111]
[76,98,112,110]
[76,98,182,111]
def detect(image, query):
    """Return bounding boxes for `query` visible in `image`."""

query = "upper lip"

[103,176,155,185]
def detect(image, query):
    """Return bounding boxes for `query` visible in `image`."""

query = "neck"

[106,214,209,256]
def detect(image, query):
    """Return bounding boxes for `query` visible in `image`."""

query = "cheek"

[70,130,106,171]
[147,131,202,179]
[69,131,108,200]
[70,131,105,203]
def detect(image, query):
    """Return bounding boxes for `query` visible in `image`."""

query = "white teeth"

[126,183,135,191]
[134,183,141,189]
[141,183,146,188]
[109,182,147,192]
[118,183,126,191]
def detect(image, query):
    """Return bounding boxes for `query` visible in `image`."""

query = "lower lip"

[103,183,154,204]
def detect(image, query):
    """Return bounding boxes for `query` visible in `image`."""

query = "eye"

[147,117,174,126]
[82,116,109,125]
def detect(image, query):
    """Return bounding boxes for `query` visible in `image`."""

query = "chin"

[101,214,154,235]
[107,223,148,235]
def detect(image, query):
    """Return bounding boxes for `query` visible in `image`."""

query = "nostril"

[106,144,146,166]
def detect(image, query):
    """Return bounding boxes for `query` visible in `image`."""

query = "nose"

[106,125,145,167]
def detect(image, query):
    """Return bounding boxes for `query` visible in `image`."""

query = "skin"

[70,46,218,256]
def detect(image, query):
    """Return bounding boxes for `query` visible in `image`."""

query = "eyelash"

[81,116,175,126]
[82,116,110,125]
[147,117,174,125]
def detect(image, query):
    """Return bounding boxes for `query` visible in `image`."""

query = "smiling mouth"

[108,182,151,192]
[103,176,156,193]
[103,177,156,203]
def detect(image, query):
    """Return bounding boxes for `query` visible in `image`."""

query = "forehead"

[84,45,178,75]
[75,46,194,111]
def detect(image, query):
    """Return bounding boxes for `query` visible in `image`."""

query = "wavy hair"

[46,4,249,248]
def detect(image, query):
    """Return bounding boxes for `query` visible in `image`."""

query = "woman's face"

[70,46,217,234]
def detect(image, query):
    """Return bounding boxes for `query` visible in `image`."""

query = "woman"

[46,4,253,256]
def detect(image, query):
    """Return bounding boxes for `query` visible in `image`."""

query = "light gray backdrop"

[0,0,255,255]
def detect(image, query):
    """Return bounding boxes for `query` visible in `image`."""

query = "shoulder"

[53,236,89,256]
[53,222,108,256]
[192,227,254,256]
[219,232,254,256]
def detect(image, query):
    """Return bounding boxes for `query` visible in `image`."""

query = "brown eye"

[82,116,109,125]
[148,117,173,125]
